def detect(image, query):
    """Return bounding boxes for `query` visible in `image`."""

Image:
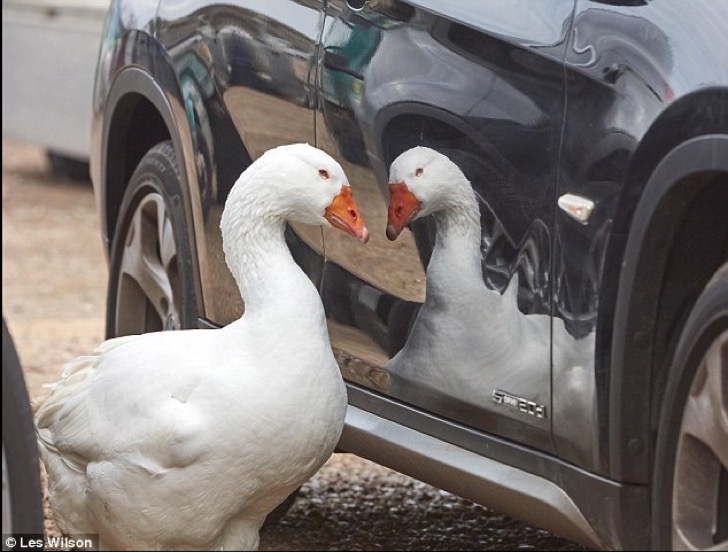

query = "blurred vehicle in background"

[2,0,109,180]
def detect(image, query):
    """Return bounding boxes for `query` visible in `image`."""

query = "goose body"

[35,143,368,551]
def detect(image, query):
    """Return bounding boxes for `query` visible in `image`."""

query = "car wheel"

[652,262,728,550]
[2,317,44,536]
[106,141,198,338]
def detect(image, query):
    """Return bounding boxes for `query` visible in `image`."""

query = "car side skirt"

[342,385,649,550]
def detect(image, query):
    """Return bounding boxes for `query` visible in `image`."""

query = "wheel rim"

[115,190,182,335]
[672,329,728,550]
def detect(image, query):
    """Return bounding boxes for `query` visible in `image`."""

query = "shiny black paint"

[154,0,327,322]
[90,0,728,548]
[315,0,575,452]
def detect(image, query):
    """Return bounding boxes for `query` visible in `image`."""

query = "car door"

[156,0,328,326]
[316,0,575,452]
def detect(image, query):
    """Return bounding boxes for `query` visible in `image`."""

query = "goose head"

[225,143,369,242]
[386,146,471,240]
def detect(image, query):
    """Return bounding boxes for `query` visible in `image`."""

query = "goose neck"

[430,203,482,273]
[222,211,310,312]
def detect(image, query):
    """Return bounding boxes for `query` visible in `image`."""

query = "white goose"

[384,146,553,406]
[34,143,369,551]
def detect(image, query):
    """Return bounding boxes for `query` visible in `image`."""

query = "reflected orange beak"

[386,182,421,241]
[324,185,369,243]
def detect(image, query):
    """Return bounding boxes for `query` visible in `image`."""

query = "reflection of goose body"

[34,144,369,551]
[385,147,594,412]
[384,147,549,404]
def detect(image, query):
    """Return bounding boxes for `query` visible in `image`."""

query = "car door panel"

[156,0,327,325]
[317,0,574,451]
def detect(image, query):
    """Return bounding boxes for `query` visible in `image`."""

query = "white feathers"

[35,144,349,551]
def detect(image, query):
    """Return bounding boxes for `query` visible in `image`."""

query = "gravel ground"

[2,139,589,551]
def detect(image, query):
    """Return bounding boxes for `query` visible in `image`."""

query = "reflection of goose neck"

[428,193,484,292]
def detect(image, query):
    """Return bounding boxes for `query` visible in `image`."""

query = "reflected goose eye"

[319,169,330,179]
[415,168,424,177]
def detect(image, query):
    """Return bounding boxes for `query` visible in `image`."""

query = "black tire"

[2,317,44,536]
[46,151,90,182]
[652,263,728,550]
[106,141,198,338]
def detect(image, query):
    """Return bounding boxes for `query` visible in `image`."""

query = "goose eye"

[415,168,424,177]
[319,169,330,179]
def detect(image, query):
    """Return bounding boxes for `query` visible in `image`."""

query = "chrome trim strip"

[340,405,604,550]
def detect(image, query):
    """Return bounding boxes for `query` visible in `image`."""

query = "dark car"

[89,0,728,549]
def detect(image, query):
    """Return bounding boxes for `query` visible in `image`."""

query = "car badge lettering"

[492,389,547,419]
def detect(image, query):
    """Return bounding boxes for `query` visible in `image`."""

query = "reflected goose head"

[226,143,369,242]
[386,146,470,240]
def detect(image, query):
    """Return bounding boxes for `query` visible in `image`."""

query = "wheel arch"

[608,131,728,484]
[101,68,176,250]
[99,67,206,319]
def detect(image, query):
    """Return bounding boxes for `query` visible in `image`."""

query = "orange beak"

[386,182,421,241]
[325,185,369,243]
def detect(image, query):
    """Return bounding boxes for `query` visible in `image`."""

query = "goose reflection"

[384,146,594,428]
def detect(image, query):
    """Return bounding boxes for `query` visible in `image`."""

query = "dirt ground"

[2,139,587,551]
